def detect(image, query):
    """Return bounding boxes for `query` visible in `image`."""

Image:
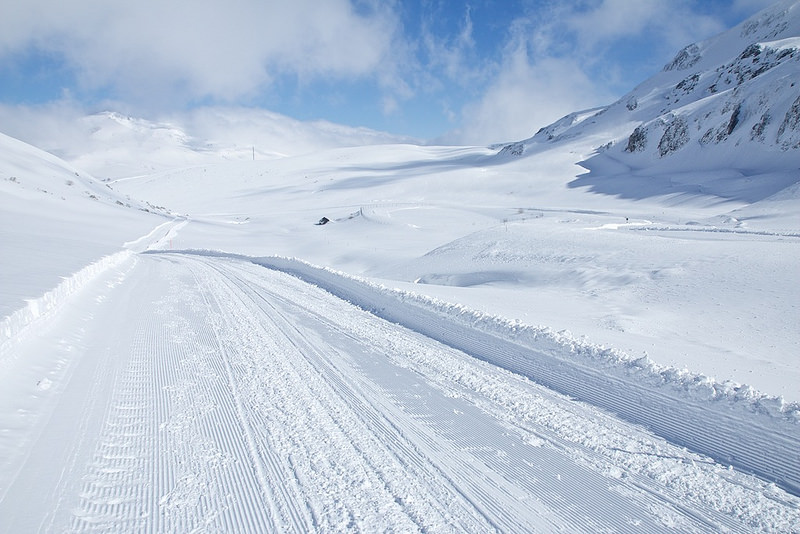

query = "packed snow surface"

[1,247,799,532]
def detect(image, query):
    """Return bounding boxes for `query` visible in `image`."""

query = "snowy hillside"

[0,107,417,180]
[521,0,800,205]
[0,131,167,319]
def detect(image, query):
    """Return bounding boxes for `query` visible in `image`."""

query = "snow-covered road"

[0,252,798,532]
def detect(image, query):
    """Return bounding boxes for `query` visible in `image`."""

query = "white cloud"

[563,0,726,65]
[0,101,417,178]
[731,0,777,15]
[420,5,481,84]
[565,0,664,46]
[0,0,403,108]
[449,44,614,145]
[0,101,86,157]
[0,0,780,146]
[446,0,740,145]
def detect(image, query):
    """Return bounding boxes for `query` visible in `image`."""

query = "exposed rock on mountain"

[663,44,702,71]
[519,0,800,201]
[777,94,800,148]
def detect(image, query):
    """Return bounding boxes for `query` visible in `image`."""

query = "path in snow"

[0,253,798,532]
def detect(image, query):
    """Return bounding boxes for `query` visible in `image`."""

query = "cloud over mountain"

[0,0,403,107]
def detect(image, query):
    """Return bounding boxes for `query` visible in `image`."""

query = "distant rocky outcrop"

[777,94,800,149]
[497,142,525,156]
[524,0,800,165]
[657,116,690,157]
[625,125,648,153]
[663,44,702,71]
[514,0,800,201]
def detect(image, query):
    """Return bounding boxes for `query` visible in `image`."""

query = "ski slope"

[1,239,798,532]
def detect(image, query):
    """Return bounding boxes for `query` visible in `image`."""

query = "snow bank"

[629,225,800,237]
[0,216,184,358]
[156,250,800,495]
[262,255,800,414]
[0,251,133,358]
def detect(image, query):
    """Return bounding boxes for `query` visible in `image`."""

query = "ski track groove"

[198,256,746,532]
[165,271,278,534]
[195,258,416,525]
[9,252,797,532]
[243,254,800,497]
[417,309,800,493]
[375,319,773,533]
[248,298,558,532]
[194,283,286,533]
[194,257,500,532]
[69,261,281,532]
[206,261,521,532]
[208,255,798,533]
[190,261,316,533]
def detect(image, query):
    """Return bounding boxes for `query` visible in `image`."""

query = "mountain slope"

[518,0,800,203]
[0,131,166,319]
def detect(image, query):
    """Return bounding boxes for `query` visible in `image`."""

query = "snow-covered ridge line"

[0,250,133,356]
[630,225,800,237]
[151,249,800,495]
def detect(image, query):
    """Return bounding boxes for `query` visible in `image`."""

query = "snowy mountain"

[519,0,800,202]
[0,107,417,180]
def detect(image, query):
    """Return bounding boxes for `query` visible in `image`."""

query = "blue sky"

[0,0,777,144]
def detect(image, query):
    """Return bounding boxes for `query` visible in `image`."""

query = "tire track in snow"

[0,257,141,533]
[243,254,800,498]
[209,260,577,532]
[192,263,314,532]
[204,261,533,532]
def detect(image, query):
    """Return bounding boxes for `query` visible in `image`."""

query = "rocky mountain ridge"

[516,0,800,200]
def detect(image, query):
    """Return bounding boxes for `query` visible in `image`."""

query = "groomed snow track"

[3,249,799,531]
[160,250,800,498]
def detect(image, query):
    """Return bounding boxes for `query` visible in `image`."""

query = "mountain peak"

[519,0,800,202]
[663,44,702,72]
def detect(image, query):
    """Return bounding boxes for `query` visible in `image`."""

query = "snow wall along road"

[148,251,800,496]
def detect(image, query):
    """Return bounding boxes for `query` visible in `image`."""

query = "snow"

[0,132,169,320]
[3,127,800,532]
[100,143,799,402]
[0,108,417,181]
[2,1,800,529]
[2,251,798,531]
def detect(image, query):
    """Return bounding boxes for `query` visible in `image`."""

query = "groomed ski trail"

[0,252,798,532]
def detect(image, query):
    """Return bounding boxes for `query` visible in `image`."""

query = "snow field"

[4,131,798,529]
[109,140,800,401]
[0,256,143,532]
[0,250,131,351]
[0,218,184,359]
